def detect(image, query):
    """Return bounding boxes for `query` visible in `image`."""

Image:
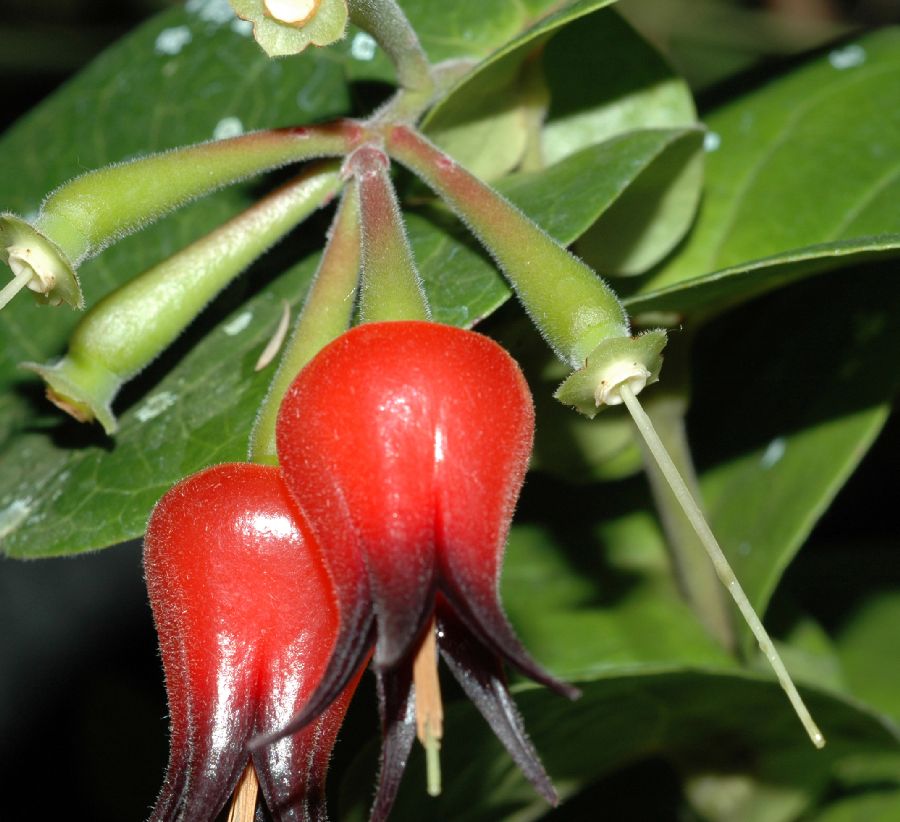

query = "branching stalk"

[619,382,825,749]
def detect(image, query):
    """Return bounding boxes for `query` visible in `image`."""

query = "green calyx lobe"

[0,213,81,307]
[23,355,119,434]
[555,329,668,418]
[231,0,349,57]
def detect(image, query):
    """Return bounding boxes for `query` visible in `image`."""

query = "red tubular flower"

[143,462,362,822]
[263,321,579,816]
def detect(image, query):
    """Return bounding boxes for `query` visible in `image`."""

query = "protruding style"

[261,321,578,819]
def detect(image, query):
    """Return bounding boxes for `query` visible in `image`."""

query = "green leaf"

[812,791,900,822]
[539,10,697,163]
[541,10,703,276]
[340,668,898,822]
[627,237,900,318]
[424,5,703,273]
[0,2,633,558]
[422,0,616,180]
[686,265,900,647]
[637,28,900,312]
[500,518,732,680]
[836,590,900,723]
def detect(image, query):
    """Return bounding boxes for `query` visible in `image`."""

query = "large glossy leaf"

[836,589,900,724]
[813,791,900,822]
[685,264,900,650]
[626,237,900,318]
[633,28,900,315]
[422,0,617,180]
[541,10,704,276]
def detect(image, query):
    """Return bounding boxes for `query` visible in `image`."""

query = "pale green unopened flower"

[231,0,348,56]
[24,164,341,434]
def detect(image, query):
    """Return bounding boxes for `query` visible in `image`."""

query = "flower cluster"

[144,321,576,821]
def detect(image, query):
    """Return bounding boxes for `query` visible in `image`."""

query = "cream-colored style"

[1,245,58,308]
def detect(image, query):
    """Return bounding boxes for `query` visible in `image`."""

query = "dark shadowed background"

[1,1,897,819]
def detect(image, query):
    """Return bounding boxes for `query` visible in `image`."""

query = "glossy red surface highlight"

[144,462,356,822]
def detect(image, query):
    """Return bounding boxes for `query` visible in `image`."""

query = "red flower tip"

[271,321,578,818]
[144,463,361,822]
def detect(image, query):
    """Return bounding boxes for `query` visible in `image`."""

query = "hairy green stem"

[249,187,362,464]
[351,145,430,323]
[38,122,360,263]
[384,125,628,368]
[349,0,433,96]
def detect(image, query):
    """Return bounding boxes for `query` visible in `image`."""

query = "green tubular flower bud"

[1,121,361,309]
[384,125,669,412]
[349,144,429,324]
[249,186,362,464]
[384,125,630,367]
[23,163,343,434]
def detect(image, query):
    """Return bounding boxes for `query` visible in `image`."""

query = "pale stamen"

[413,617,444,796]
[227,762,259,822]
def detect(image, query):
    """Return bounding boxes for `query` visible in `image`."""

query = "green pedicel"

[351,145,430,324]
[250,186,362,463]
[1,121,360,308]
[24,163,342,434]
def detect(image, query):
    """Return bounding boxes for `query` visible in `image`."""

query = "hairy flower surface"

[267,321,578,816]
[144,462,360,822]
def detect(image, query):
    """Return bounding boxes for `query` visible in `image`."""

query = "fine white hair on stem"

[619,382,825,750]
